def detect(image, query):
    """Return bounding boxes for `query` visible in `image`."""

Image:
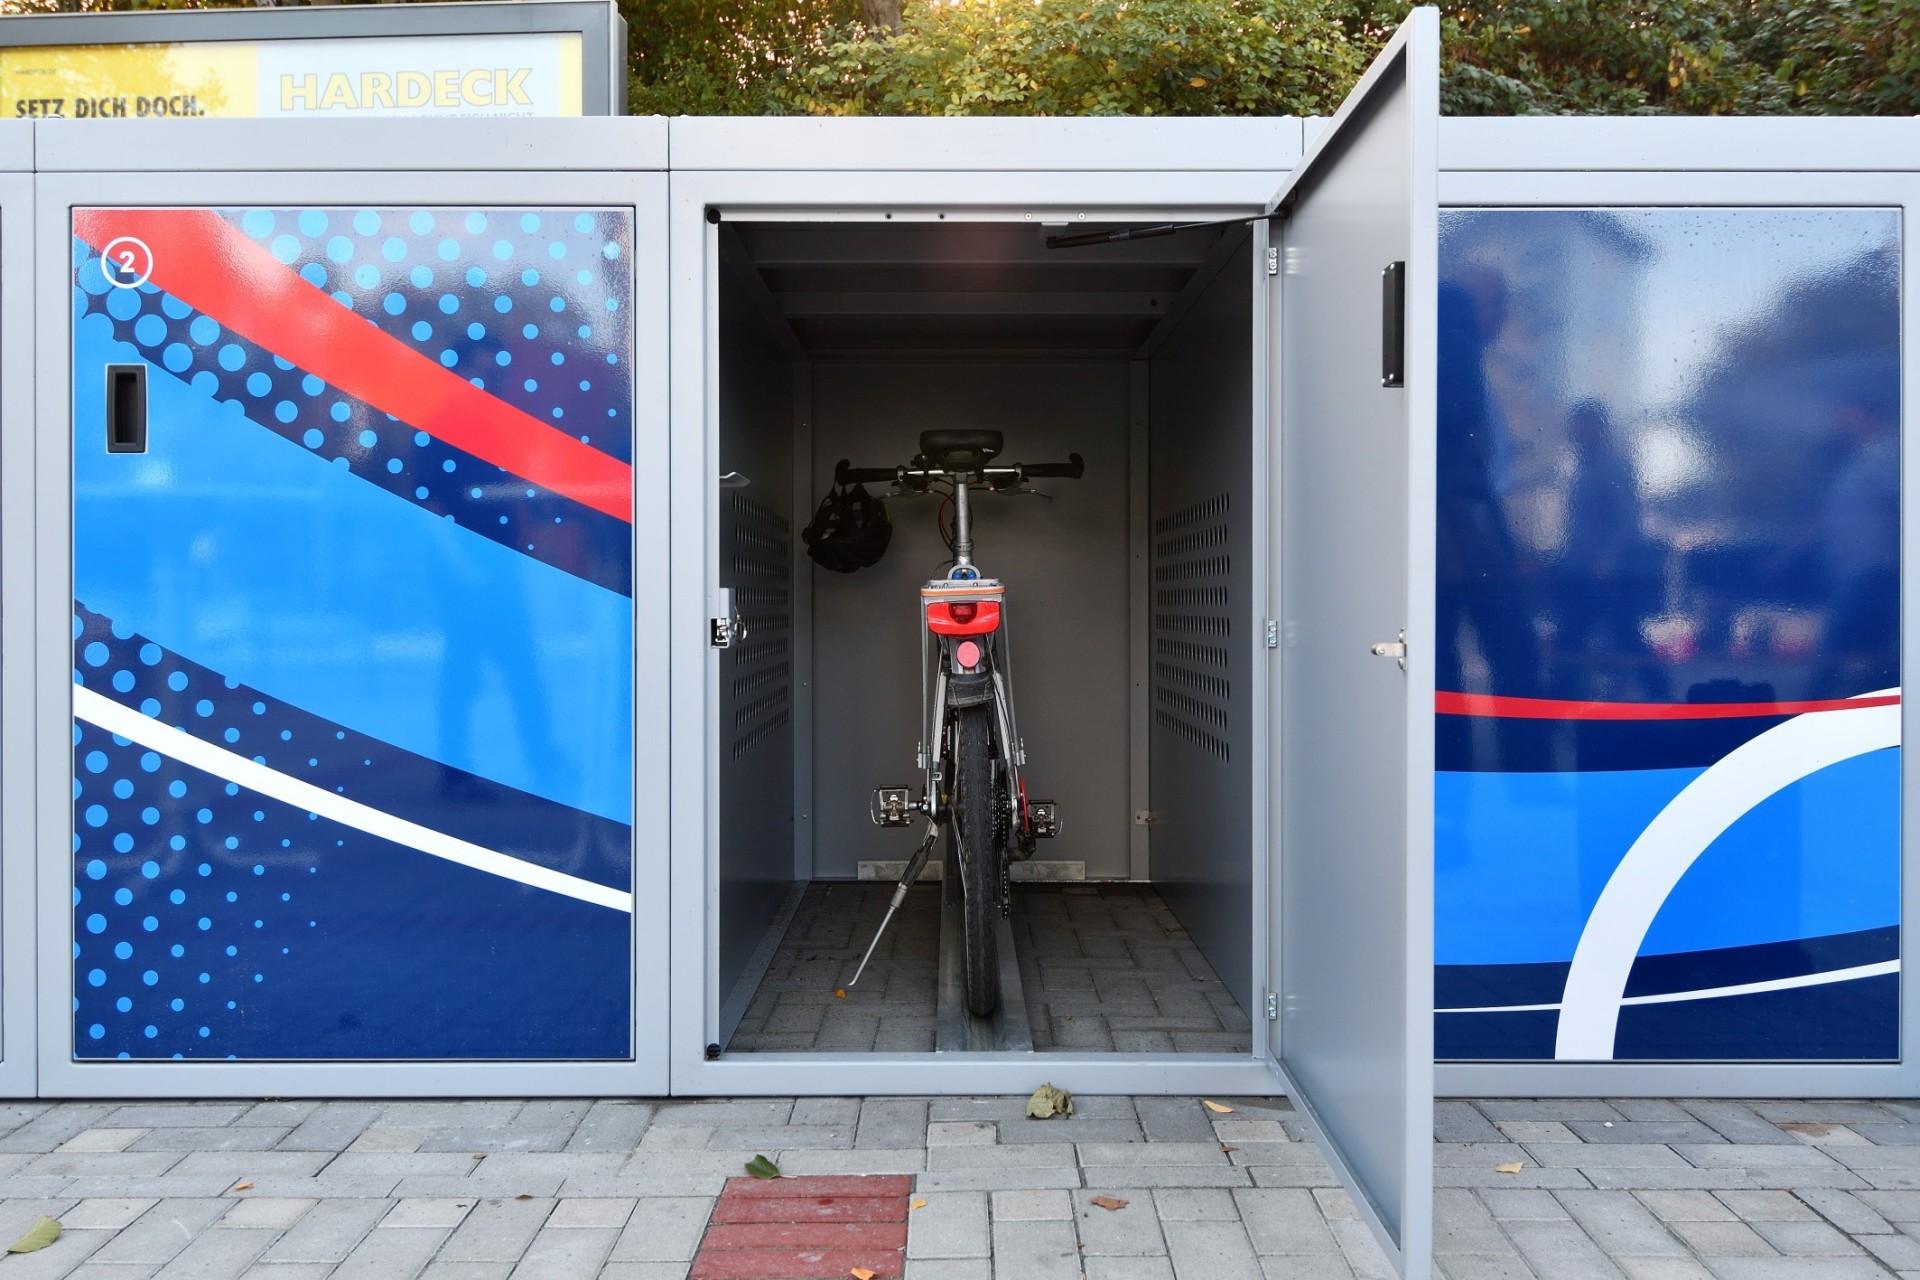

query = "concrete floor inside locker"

[732,884,1251,1055]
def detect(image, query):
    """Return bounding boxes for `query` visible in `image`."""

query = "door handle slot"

[106,364,147,454]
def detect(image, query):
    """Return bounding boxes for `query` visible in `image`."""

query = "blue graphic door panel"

[71,207,634,1061]
[1433,208,1902,1062]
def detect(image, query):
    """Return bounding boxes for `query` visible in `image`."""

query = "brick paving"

[3,1095,1920,1276]
[732,883,1248,1055]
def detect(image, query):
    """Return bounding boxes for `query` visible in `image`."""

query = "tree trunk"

[858,0,903,34]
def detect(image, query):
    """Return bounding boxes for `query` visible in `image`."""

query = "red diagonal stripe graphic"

[1436,690,1901,721]
[75,209,632,524]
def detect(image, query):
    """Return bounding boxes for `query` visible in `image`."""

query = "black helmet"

[802,480,892,573]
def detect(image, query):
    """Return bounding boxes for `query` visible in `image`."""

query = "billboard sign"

[0,1,620,119]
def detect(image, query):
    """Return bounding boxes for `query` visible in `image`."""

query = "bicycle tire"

[951,703,1000,1018]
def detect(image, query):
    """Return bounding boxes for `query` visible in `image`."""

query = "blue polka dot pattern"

[72,208,634,597]
[69,603,632,1061]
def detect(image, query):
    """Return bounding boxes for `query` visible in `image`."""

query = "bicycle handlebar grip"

[835,459,898,486]
[1021,453,1085,480]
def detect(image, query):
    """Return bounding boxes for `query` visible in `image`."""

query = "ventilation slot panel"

[1150,493,1232,763]
[727,491,793,761]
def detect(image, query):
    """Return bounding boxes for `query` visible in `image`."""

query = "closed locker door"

[62,197,643,1070]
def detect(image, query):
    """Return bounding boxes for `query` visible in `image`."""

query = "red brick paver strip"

[691,1174,912,1280]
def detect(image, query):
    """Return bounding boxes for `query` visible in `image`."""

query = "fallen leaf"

[1203,1100,1234,1114]
[515,1194,532,1201]
[1220,1145,1237,1154]
[472,1154,487,1160]
[1189,76,1209,88]
[1089,1195,1129,1212]
[231,1181,254,1193]
[850,1269,878,1280]
[834,989,847,999]
[6,1217,59,1254]
[910,1198,927,1211]
[1494,1162,1524,1174]
[1026,1083,1073,1119]
[745,1154,781,1179]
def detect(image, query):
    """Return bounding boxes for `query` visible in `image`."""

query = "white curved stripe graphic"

[1440,959,1900,1015]
[1554,689,1899,1060]
[74,685,632,914]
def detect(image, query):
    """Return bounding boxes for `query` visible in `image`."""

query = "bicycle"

[843,429,1084,1018]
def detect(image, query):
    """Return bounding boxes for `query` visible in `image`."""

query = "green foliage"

[1427,0,1920,116]
[766,0,1367,116]
[626,0,859,115]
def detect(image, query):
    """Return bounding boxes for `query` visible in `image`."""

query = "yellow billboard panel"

[0,32,583,120]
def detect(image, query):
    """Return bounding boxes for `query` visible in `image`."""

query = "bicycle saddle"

[919,429,1003,471]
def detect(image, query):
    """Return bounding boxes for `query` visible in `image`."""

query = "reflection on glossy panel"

[1434,208,1902,1062]
[70,207,635,1061]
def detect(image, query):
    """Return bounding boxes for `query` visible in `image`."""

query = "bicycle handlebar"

[834,453,1084,488]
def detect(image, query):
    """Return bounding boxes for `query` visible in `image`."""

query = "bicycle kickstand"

[849,819,940,989]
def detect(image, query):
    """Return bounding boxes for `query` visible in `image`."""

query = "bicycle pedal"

[870,786,916,827]
[1029,801,1061,838]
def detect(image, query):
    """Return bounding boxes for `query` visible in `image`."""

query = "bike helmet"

[802,480,893,573]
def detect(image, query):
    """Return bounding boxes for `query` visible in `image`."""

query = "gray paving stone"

[1747,1218,1863,1256]
[1434,1187,1522,1257]
[1161,1218,1264,1280]
[60,1129,152,1153]
[858,1098,929,1149]
[257,1198,392,1264]
[0,1228,113,1280]
[1434,1102,1504,1144]
[909,1190,990,1258]
[419,1266,513,1280]
[129,1128,290,1153]
[1680,1103,1789,1146]
[1144,1189,1232,1222]
[992,1188,1073,1220]
[214,1197,313,1229]
[1852,1189,1920,1223]
[606,1196,712,1263]
[1615,1259,1718,1280]
[384,1198,479,1229]
[1557,1188,1687,1256]
[1075,1189,1165,1256]
[0,1106,119,1153]
[379,1103,523,1129]
[417,1128,574,1154]
[1527,1143,1693,1170]
[510,1225,620,1278]
[331,1225,451,1280]
[150,1225,276,1278]
[928,1143,1078,1170]
[1571,1122,1725,1146]
[232,1102,320,1128]
[274,1103,384,1152]
[1477,1100,1628,1124]
[1861,1231,1920,1269]
[1667,1219,1775,1257]
[24,1153,186,1179]
[546,1198,635,1229]
[1135,1098,1216,1145]
[992,1217,1081,1280]
[1503,1218,1631,1277]
[598,1266,701,1280]
[90,1199,231,1266]
[1697,1260,1888,1278]
[1480,1188,1570,1221]
[562,1101,653,1153]
[773,1146,926,1175]
[103,1107,251,1130]
[1000,1118,1145,1145]
[60,1199,159,1230]
[1711,1191,1816,1223]
[650,1100,793,1128]
[1676,1146,1846,1171]
[1233,1188,1339,1254]
[1086,1260,1177,1280]
[1435,1255,1535,1280]
[706,1122,853,1150]
[437,1195,554,1262]
[905,1261,995,1280]
[1085,1165,1251,1189]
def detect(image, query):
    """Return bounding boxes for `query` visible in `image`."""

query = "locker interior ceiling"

[717,219,1255,1012]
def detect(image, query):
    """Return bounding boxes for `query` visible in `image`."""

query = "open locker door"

[1268,10,1437,1276]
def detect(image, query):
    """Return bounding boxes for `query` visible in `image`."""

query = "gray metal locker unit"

[0,121,36,1099]
[668,15,1441,1274]
[32,117,671,1097]
[1426,117,1920,1102]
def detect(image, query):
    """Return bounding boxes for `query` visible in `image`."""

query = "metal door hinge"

[1369,628,1407,671]
[1264,619,1279,650]
[1265,247,1279,277]
[1133,810,1162,828]
[1265,991,1279,1020]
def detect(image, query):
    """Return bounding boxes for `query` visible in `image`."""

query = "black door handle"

[106,364,146,454]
